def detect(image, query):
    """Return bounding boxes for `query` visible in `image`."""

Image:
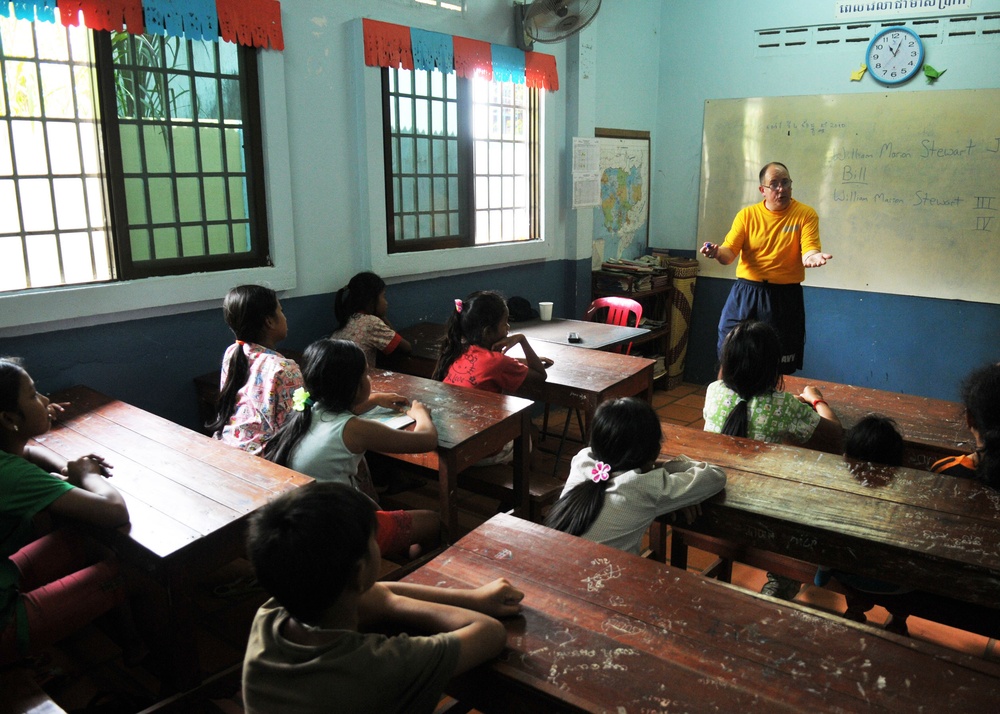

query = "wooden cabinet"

[591,270,671,379]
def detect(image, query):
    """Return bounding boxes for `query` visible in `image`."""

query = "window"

[381,67,540,254]
[0,16,267,293]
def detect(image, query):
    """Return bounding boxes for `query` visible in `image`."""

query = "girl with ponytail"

[544,398,725,556]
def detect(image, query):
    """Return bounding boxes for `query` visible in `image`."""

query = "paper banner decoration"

[57,0,145,33]
[410,27,453,74]
[363,18,413,70]
[490,43,524,84]
[2,0,283,50]
[217,0,283,50]
[453,35,492,81]
[142,0,216,42]
[525,51,558,91]
[362,19,558,91]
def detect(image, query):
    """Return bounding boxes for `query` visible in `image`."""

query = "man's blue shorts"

[718,278,805,374]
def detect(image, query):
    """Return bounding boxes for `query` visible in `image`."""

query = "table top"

[506,340,655,405]
[657,425,1000,607]
[32,386,313,567]
[514,318,648,350]
[369,368,533,452]
[403,513,1000,713]
[784,375,973,468]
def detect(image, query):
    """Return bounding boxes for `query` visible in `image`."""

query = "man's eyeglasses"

[763,179,792,191]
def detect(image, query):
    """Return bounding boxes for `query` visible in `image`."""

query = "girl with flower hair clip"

[263,339,440,558]
[544,397,726,556]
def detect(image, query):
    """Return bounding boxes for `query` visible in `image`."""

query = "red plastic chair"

[584,296,643,355]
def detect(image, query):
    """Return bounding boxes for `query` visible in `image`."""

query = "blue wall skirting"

[5,261,995,432]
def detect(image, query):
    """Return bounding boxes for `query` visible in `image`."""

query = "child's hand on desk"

[407,400,432,420]
[470,578,524,618]
[491,334,525,354]
[62,454,113,483]
[373,392,410,411]
[539,356,554,368]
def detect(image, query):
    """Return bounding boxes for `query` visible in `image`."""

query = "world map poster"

[592,134,651,268]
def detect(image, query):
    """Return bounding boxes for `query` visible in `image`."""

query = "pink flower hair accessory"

[454,298,463,313]
[590,461,611,482]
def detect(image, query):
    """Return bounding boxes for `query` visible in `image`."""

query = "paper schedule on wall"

[695,89,1000,304]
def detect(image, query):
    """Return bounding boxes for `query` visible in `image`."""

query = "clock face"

[866,27,924,85]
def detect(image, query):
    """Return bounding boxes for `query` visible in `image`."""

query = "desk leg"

[648,520,668,563]
[511,412,530,519]
[439,452,460,544]
[669,529,688,572]
[154,567,202,693]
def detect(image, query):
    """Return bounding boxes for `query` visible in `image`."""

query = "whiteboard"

[696,90,1000,304]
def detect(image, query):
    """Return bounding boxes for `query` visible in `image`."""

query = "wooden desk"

[515,318,648,350]
[388,324,655,436]
[654,425,1000,609]
[31,386,313,689]
[783,375,973,470]
[402,513,1000,713]
[507,340,655,437]
[368,370,533,540]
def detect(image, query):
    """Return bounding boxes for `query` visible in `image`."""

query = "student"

[432,290,550,465]
[432,291,550,398]
[242,482,523,714]
[209,285,303,455]
[702,320,842,600]
[263,339,439,558]
[544,398,726,556]
[331,271,411,368]
[0,358,130,664]
[816,415,913,634]
[932,362,1000,489]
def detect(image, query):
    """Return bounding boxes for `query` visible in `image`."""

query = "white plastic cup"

[539,302,553,321]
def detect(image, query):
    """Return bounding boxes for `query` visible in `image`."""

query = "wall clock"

[866,26,924,85]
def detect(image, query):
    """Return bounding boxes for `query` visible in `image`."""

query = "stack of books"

[600,258,656,273]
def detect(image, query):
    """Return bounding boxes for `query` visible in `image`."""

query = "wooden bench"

[784,375,972,470]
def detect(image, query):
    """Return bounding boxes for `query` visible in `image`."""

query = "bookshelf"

[591,269,672,380]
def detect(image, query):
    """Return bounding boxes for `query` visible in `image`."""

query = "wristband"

[810,399,828,410]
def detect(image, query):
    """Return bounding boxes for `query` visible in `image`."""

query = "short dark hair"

[247,483,376,625]
[844,414,904,466]
[0,357,26,413]
[759,162,789,184]
[961,363,1000,488]
[335,272,387,327]
[718,320,783,437]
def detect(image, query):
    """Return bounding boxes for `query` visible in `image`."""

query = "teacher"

[700,162,832,374]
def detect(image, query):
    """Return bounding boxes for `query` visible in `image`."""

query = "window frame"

[0,44,295,335]
[380,66,541,255]
[94,31,271,280]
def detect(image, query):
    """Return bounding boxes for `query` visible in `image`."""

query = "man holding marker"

[700,162,832,374]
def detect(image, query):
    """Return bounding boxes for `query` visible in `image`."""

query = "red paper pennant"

[58,0,145,34]
[452,35,491,81]
[524,52,558,91]
[217,0,284,50]
[362,18,413,70]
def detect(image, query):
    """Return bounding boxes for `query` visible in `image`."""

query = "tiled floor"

[13,382,998,712]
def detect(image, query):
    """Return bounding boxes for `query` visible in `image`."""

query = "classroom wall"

[649,0,1000,398]
[3,0,997,427]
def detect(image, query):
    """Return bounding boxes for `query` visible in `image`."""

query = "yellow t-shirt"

[722,198,821,284]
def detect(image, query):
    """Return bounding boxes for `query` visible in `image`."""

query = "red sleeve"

[381,331,403,355]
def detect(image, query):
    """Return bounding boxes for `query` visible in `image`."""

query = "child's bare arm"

[383,578,524,618]
[344,403,438,454]
[359,582,509,674]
